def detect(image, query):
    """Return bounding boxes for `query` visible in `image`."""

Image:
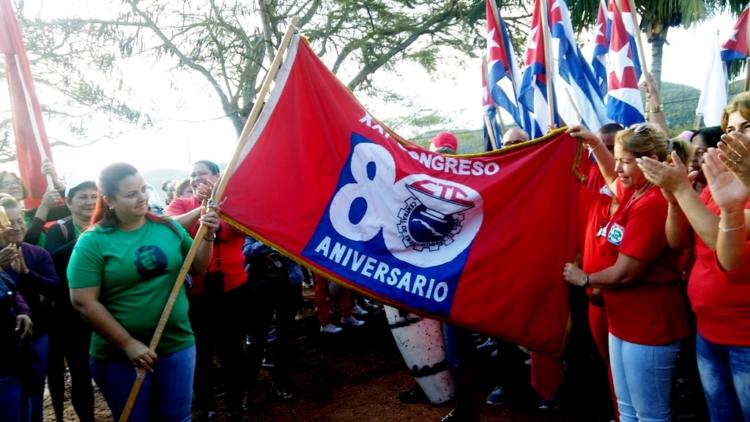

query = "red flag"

[0,0,53,207]
[221,35,583,356]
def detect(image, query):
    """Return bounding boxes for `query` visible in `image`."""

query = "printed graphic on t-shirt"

[134,245,170,281]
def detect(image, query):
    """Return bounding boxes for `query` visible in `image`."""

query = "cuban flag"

[605,0,644,126]
[590,0,610,95]
[721,6,749,62]
[482,61,503,151]
[619,0,642,80]
[549,0,609,132]
[519,0,558,138]
[485,0,522,128]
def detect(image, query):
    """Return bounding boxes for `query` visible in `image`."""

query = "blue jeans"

[609,334,681,422]
[24,335,48,422]
[696,333,750,422]
[91,345,196,422]
[0,375,30,422]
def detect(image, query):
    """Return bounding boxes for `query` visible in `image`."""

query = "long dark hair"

[91,163,179,235]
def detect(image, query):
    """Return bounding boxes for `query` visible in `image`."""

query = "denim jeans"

[91,344,195,422]
[609,333,681,422]
[696,333,750,422]
[0,375,30,422]
[25,335,48,422]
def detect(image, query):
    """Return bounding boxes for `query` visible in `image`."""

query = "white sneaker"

[352,304,369,316]
[340,315,365,327]
[320,323,343,334]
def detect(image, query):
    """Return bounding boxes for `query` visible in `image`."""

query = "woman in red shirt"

[166,160,249,421]
[639,93,750,421]
[564,124,691,422]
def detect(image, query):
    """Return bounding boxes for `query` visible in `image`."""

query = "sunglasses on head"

[629,123,653,134]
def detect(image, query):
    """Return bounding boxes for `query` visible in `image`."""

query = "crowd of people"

[0,86,749,422]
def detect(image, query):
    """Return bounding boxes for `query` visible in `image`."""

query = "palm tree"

[567,0,746,90]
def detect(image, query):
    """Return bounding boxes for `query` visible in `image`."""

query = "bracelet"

[582,274,590,287]
[204,233,216,241]
[719,224,745,233]
[588,141,604,152]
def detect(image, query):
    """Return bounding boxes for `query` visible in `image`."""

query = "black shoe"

[398,384,429,404]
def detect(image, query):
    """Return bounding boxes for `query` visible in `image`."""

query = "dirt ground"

[43,296,606,422]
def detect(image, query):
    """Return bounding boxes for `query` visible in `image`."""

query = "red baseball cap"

[429,132,458,152]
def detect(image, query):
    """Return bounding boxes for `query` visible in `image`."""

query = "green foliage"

[568,0,747,31]
[660,79,746,133]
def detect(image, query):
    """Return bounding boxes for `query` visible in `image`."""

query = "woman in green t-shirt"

[68,163,219,422]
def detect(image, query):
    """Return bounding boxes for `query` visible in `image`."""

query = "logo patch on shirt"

[606,223,624,246]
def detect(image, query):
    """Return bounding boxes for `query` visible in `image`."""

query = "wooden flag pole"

[118,17,300,422]
[539,0,556,130]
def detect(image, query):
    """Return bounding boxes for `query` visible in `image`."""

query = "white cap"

[64,177,96,199]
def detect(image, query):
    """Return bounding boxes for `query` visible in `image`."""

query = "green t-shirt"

[68,218,194,360]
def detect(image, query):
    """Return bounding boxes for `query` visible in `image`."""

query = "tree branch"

[125,0,233,115]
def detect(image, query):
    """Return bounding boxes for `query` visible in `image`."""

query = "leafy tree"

[4,0,531,145]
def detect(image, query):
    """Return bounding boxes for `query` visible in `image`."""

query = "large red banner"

[0,0,53,207]
[221,35,584,356]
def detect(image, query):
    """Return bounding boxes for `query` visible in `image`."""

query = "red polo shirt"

[594,182,690,345]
